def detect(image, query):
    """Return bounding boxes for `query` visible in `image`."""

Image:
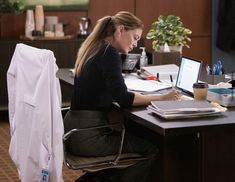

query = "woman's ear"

[116,25,125,35]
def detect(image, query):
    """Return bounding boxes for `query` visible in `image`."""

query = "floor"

[0,112,83,182]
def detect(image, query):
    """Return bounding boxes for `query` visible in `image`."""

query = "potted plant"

[0,0,25,13]
[146,15,192,53]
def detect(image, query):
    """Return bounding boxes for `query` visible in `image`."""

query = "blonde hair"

[74,11,144,75]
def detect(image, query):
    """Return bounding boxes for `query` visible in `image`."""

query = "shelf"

[19,35,76,41]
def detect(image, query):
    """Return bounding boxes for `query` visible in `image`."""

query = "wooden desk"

[57,68,235,182]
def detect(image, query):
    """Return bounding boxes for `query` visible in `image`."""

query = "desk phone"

[122,53,140,72]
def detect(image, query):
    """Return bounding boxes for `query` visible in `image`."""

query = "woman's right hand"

[161,89,182,100]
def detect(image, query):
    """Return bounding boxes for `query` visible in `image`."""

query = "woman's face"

[115,26,143,54]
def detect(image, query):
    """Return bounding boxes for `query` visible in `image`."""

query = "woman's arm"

[132,89,181,106]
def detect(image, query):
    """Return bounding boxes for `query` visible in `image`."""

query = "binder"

[147,100,222,119]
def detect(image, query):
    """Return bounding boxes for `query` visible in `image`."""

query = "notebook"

[147,100,222,119]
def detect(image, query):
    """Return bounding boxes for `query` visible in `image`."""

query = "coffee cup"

[193,82,208,100]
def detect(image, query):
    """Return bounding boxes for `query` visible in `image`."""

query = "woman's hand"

[133,89,182,106]
[161,89,182,100]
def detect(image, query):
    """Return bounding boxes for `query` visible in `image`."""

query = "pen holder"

[206,74,225,85]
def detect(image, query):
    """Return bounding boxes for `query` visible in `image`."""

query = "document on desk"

[124,78,171,92]
[147,100,222,119]
[141,64,179,81]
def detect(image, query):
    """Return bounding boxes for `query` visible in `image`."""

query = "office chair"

[63,112,148,177]
[7,43,64,182]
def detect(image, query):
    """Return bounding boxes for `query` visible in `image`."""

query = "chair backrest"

[7,43,64,182]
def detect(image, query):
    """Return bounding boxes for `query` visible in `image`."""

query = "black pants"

[64,110,159,182]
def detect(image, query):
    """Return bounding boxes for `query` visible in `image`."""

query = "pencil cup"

[193,82,208,100]
[206,74,225,85]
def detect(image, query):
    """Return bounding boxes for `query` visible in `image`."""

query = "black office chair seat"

[64,152,146,172]
[63,121,148,173]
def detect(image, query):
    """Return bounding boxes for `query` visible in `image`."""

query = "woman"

[65,11,180,182]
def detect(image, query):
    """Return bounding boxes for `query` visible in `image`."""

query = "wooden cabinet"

[202,130,235,182]
[0,39,84,110]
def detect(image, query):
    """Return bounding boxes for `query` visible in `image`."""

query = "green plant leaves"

[146,15,192,50]
[0,0,25,13]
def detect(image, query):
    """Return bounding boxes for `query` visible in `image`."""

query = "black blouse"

[71,43,135,111]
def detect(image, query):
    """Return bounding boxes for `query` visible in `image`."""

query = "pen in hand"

[170,75,174,89]
[156,72,161,82]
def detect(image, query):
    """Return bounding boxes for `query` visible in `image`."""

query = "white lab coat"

[7,43,64,182]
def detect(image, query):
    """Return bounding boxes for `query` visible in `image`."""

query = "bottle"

[139,47,148,69]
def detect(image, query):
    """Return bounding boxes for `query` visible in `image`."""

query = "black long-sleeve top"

[71,42,135,111]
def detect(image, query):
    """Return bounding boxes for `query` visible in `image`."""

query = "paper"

[124,78,170,92]
[141,64,179,81]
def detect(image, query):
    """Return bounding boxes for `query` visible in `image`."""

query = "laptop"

[159,56,202,96]
[175,56,202,95]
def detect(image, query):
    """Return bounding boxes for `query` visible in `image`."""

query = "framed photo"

[25,0,90,11]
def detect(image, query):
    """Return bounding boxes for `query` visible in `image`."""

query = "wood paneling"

[0,11,87,39]
[136,0,212,64]
[0,13,25,39]
[183,37,211,65]
[136,0,211,36]
[88,0,135,29]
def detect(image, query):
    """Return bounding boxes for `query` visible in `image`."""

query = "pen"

[156,72,161,82]
[206,65,211,75]
[170,75,174,88]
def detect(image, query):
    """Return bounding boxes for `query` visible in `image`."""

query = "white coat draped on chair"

[7,43,64,182]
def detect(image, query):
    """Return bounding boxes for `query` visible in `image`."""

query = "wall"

[0,0,212,64]
[212,0,235,73]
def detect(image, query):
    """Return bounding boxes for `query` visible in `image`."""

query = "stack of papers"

[141,64,179,81]
[147,100,222,119]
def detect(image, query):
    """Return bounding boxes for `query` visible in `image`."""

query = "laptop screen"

[175,57,202,94]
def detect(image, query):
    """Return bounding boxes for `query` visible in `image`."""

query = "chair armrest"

[63,122,125,165]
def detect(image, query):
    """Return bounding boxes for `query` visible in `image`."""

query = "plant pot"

[152,51,181,66]
[169,45,183,54]
[154,45,182,54]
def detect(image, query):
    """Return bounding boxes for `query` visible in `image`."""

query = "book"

[207,88,235,107]
[147,100,222,119]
